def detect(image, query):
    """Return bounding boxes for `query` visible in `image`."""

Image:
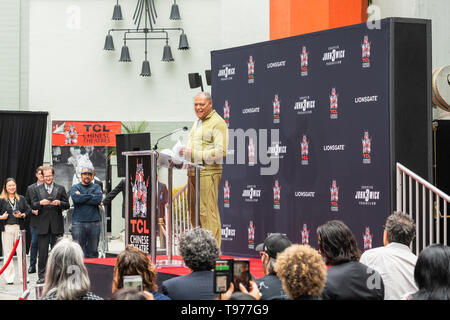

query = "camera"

[213,258,251,293]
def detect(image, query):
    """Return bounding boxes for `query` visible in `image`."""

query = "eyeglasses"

[43,175,53,178]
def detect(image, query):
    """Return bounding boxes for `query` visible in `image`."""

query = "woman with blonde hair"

[112,245,170,300]
[40,237,102,300]
[0,178,30,285]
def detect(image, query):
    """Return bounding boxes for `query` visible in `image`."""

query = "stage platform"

[84,255,264,300]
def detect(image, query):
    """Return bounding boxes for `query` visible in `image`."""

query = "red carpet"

[84,255,265,278]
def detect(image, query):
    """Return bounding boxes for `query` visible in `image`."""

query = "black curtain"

[0,111,48,256]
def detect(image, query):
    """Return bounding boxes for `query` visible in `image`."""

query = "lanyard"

[8,198,17,212]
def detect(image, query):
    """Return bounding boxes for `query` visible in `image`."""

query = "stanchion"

[21,230,28,293]
[0,235,21,276]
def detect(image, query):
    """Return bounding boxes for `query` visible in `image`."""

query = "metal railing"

[396,162,450,255]
[169,184,191,256]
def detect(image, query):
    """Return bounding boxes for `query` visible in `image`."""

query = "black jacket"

[31,183,70,235]
[0,195,31,232]
[321,260,385,300]
[102,179,125,218]
[25,182,41,228]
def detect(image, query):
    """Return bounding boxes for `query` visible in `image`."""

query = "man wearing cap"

[70,166,103,258]
[255,233,292,300]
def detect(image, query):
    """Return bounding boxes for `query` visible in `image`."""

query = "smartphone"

[232,259,251,292]
[123,275,143,291]
[213,259,233,293]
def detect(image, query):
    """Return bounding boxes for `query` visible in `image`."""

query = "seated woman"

[112,245,170,300]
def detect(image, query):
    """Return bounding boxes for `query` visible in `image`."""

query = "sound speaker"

[188,73,202,89]
[205,70,211,86]
[116,133,151,177]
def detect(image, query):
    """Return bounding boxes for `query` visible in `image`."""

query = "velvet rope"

[0,236,21,276]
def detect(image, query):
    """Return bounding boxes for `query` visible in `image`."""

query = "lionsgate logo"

[323,144,345,152]
[300,46,309,76]
[273,94,281,124]
[361,35,372,68]
[322,45,346,66]
[330,179,339,212]
[217,64,236,81]
[268,142,287,159]
[221,224,236,241]
[355,95,378,104]
[300,134,309,165]
[242,107,260,114]
[362,130,372,164]
[248,55,255,84]
[294,96,316,115]
[267,60,286,69]
[355,186,380,206]
[294,191,315,198]
[273,180,281,210]
[329,87,339,119]
[223,180,230,208]
[242,185,261,202]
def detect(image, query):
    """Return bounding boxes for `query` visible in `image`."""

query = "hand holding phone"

[213,260,233,294]
[232,259,251,292]
[123,275,143,291]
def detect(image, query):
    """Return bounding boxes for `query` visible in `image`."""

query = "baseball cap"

[81,167,93,174]
[255,233,292,259]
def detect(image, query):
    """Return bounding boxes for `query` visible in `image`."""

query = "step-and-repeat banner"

[212,21,391,257]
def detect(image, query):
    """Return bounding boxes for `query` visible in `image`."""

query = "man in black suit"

[24,166,45,274]
[31,165,70,283]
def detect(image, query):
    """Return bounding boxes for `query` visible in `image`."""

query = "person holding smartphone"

[0,178,31,285]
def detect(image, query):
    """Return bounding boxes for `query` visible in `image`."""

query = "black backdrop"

[0,111,48,255]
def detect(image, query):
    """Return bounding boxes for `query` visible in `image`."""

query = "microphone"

[152,126,188,150]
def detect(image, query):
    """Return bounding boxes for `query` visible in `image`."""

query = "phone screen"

[233,259,251,292]
[214,260,232,293]
[123,275,143,291]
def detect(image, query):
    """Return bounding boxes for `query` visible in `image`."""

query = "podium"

[122,150,203,265]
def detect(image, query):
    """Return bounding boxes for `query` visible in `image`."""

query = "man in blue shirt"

[70,167,103,258]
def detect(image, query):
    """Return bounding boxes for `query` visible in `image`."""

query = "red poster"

[52,121,122,146]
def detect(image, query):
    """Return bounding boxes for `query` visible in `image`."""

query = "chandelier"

[104,0,189,77]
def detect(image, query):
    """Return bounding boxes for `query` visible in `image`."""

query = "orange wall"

[270,0,368,40]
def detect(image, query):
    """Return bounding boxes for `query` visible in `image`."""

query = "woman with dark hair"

[409,244,450,300]
[317,220,384,300]
[112,245,170,300]
[0,178,30,285]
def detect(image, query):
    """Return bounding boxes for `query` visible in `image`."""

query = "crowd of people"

[1,166,450,300]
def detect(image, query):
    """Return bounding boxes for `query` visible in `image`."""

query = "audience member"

[360,211,418,299]
[40,237,103,300]
[318,220,384,300]
[70,167,103,258]
[161,227,220,300]
[25,166,45,274]
[31,165,70,284]
[254,233,291,300]
[0,178,31,284]
[408,244,450,300]
[112,245,170,300]
[221,281,261,300]
[110,287,154,300]
[274,244,327,300]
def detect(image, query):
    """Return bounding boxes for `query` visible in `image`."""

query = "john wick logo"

[363,226,373,250]
[218,64,236,81]
[294,96,316,115]
[268,142,287,159]
[248,138,256,166]
[362,130,372,164]
[273,180,281,210]
[322,45,346,66]
[248,220,255,249]
[223,180,230,208]
[355,186,380,206]
[131,159,149,218]
[221,224,236,241]
[273,94,280,124]
[301,134,309,165]
[301,224,309,244]
[64,124,78,145]
[242,185,261,202]
[329,87,339,119]
[223,100,230,127]
[300,46,309,76]
[248,55,255,84]
[330,179,339,212]
[362,35,372,68]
